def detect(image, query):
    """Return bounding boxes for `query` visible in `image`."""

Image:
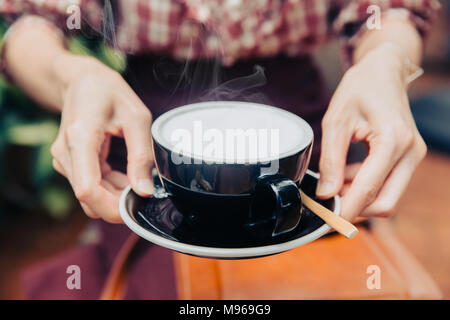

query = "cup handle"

[250,175,302,236]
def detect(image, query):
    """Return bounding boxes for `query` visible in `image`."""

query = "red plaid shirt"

[0,0,440,65]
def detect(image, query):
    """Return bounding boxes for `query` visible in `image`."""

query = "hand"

[50,56,154,223]
[316,44,427,221]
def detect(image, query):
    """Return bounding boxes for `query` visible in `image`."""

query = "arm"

[353,17,422,66]
[3,18,154,223]
[317,16,430,221]
[1,0,104,108]
[4,18,83,111]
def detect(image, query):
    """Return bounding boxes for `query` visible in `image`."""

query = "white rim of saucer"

[119,170,340,258]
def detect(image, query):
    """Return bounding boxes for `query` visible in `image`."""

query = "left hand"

[316,44,427,221]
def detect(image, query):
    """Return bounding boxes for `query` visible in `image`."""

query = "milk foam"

[153,102,313,162]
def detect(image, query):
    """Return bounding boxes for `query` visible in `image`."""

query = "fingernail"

[316,180,336,197]
[137,179,154,195]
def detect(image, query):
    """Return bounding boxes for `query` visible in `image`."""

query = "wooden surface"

[392,152,450,298]
[174,220,442,299]
[174,152,450,300]
[0,207,87,299]
[0,153,448,299]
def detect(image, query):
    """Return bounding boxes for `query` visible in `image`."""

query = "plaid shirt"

[0,0,440,65]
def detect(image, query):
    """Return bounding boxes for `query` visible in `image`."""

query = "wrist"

[52,53,107,103]
[356,42,423,85]
[358,43,405,73]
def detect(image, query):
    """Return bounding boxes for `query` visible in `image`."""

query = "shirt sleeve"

[0,0,104,34]
[332,0,441,67]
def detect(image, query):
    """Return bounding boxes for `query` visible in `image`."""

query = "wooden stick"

[299,189,358,239]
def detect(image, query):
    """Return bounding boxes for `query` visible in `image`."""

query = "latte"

[152,101,313,164]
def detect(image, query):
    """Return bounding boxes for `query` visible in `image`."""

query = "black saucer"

[134,172,335,249]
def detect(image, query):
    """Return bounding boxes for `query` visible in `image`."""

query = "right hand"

[51,56,154,223]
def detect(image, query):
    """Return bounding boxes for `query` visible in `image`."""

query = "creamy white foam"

[152,101,313,163]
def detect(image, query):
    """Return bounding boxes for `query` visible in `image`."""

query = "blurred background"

[0,3,449,299]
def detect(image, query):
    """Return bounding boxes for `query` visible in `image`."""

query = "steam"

[97,1,270,105]
[198,65,268,103]
[101,0,119,50]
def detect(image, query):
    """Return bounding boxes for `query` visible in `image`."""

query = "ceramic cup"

[151,101,314,238]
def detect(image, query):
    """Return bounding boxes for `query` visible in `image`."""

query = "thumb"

[122,117,155,197]
[316,118,352,199]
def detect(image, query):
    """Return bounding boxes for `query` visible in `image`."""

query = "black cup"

[151,101,314,238]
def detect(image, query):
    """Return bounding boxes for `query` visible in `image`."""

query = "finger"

[353,216,369,224]
[100,161,113,176]
[340,139,399,221]
[104,170,129,191]
[66,125,122,223]
[99,135,111,163]
[78,189,122,224]
[54,147,106,221]
[80,202,100,219]
[344,162,362,182]
[361,150,418,218]
[51,138,72,177]
[337,163,362,196]
[317,114,353,199]
[339,183,351,197]
[79,179,123,221]
[52,158,66,176]
[122,110,154,197]
[101,179,124,197]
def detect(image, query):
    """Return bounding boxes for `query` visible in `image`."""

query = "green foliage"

[0,18,126,218]
[69,37,126,72]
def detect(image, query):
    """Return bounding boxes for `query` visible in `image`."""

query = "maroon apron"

[22,54,330,299]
